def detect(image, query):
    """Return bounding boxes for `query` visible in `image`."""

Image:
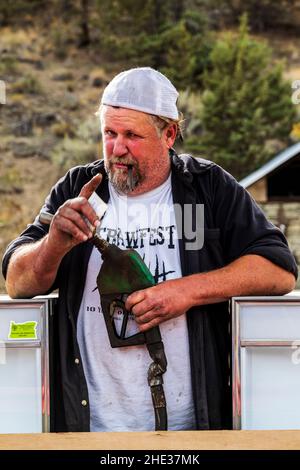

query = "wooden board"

[1,430,300,450]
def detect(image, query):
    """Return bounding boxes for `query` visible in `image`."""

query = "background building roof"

[239,142,300,188]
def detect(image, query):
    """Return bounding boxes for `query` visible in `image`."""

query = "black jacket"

[2,151,298,431]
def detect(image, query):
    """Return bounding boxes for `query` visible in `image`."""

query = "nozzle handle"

[39,211,53,225]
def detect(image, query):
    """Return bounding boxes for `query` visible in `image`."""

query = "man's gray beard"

[105,162,142,194]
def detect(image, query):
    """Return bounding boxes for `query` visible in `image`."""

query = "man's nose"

[113,135,128,157]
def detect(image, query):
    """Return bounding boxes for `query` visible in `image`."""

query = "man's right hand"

[6,173,103,298]
[47,173,102,254]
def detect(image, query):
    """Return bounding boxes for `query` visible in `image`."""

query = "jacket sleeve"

[1,168,77,282]
[211,165,298,279]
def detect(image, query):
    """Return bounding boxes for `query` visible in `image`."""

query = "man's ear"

[165,123,177,148]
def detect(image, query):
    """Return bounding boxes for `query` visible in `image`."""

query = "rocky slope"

[0,26,111,292]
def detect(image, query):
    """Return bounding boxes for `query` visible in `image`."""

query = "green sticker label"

[8,321,38,340]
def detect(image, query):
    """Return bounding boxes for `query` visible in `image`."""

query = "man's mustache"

[109,158,138,168]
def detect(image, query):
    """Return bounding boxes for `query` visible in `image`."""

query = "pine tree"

[193,14,295,179]
[0,0,45,25]
[220,0,296,32]
[95,0,210,89]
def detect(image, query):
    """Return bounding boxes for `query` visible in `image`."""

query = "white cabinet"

[0,295,56,433]
[232,296,300,430]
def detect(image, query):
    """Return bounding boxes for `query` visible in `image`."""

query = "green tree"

[95,0,211,89]
[208,0,297,31]
[0,0,45,25]
[189,14,295,179]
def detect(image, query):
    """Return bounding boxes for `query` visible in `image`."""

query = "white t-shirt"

[77,174,196,431]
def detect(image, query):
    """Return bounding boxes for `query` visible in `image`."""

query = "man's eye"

[127,132,139,138]
[105,130,115,136]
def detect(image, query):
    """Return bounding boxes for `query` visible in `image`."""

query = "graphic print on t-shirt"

[92,222,178,337]
[91,224,178,337]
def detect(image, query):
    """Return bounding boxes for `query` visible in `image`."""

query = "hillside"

[0,25,111,292]
[1,24,300,293]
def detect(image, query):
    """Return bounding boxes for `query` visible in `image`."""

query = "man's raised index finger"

[79,173,102,199]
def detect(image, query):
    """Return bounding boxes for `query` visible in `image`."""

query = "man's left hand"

[125,278,192,332]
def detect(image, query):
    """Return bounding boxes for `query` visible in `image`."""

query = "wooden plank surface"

[0,430,300,450]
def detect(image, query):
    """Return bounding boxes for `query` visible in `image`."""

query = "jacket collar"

[170,148,214,184]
